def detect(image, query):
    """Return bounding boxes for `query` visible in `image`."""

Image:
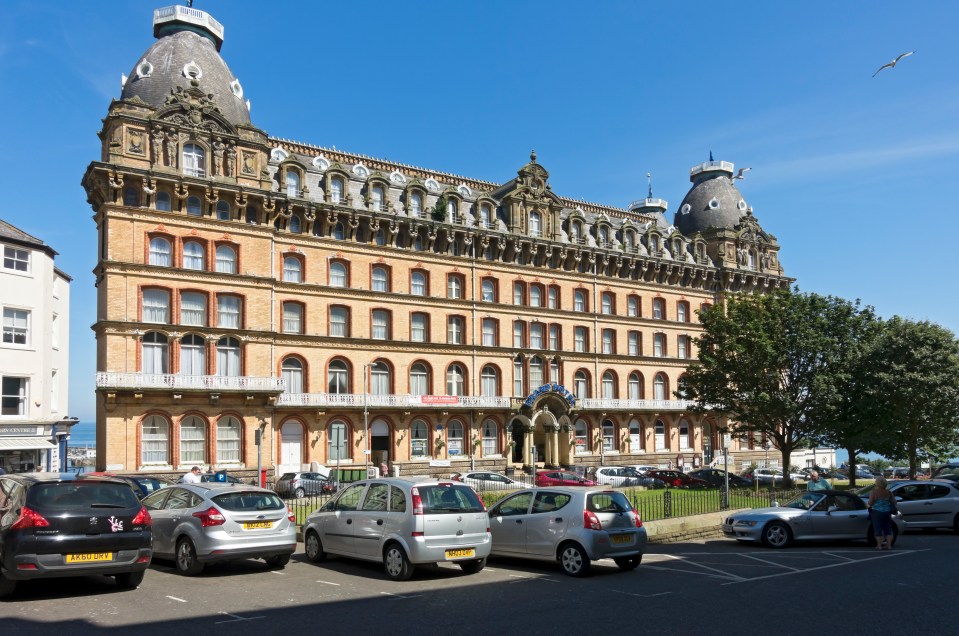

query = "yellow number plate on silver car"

[243,521,273,530]
[445,548,475,559]
[611,534,633,545]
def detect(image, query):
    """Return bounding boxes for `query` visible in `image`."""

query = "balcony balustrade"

[96,372,285,392]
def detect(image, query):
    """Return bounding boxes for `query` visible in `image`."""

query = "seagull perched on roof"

[873,51,915,77]
[733,167,752,180]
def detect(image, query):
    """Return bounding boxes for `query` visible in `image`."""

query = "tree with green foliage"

[859,318,959,478]
[682,288,866,487]
[431,194,449,222]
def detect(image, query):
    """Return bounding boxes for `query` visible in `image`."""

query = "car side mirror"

[771,501,780,507]
[895,496,903,502]
[827,505,838,514]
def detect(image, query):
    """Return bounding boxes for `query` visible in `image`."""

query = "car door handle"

[554,518,563,523]
[514,519,523,524]
[376,519,384,526]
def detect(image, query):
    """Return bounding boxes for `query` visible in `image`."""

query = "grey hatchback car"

[488,487,647,577]
[142,483,296,575]
[303,478,491,581]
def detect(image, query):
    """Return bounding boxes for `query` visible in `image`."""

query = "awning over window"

[0,437,57,451]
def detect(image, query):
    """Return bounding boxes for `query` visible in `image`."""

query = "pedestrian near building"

[806,470,831,491]
[182,466,202,484]
[868,476,897,550]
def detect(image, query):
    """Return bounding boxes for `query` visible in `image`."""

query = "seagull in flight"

[873,51,915,77]
[733,167,752,180]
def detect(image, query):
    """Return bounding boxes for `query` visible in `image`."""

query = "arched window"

[186,195,203,216]
[629,419,642,451]
[624,231,635,250]
[653,333,666,357]
[371,185,384,211]
[142,331,168,374]
[482,420,498,455]
[599,226,609,245]
[282,302,302,334]
[574,420,587,454]
[142,289,170,323]
[446,198,457,220]
[289,215,302,234]
[570,221,582,242]
[286,171,300,197]
[411,271,427,296]
[480,205,492,228]
[141,415,170,465]
[481,279,495,302]
[653,373,667,401]
[601,292,614,315]
[183,241,205,270]
[333,222,345,240]
[549,359,561,384]
[149,237,171,267]
[409,192,423,217]
[372,309,390,340]
[679,419,691,449]
[628,372,643,400]
[655,420,666,450]
[483,315,497,344]
[602,420,614,451]
[411,420,429,458]
[182,143,205,177]
[329,262,347,287]
[446,364,465,396]
[215,245,236,273]
[529,356,544,388]
[245,204,259,224]
[370,361,390,395]
[529,286,542,307]
[123,187,139,207]
[330,177,344,204]
[216,200,231,220]
[328,359,349,394]
[677,301,689,323]
[180,291,207,326]
[547,286,559,309]
[375,228,386,246]
[216,416,241,464]
[447,275,462,299]
[282,358,304,394]
[283,256,302,283]
[574,290,587,312]
[372,266,389,292]
[747,250,756,270]
[410,362,429,396]
[602,329,614,354]
[528,211,541,237]
[216,336,241,377]
[447,421,464,456]
[678,335,689,360]
[602,371,615,399]
[481,366,498,397]
[627,295,640,317]
[180,334,206,376]
[328,421,349,460]
[513,281,525,305]
[155,191,172,212]
[574,370,589,398]
[653,298,665,319]
[180,415,206,465]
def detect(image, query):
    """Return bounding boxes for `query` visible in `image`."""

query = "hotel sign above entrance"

[523,384,576,408]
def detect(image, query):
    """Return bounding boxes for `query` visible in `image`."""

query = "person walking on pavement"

[182,466,202,484]
[868,476,897,550]
[806,469,831,491]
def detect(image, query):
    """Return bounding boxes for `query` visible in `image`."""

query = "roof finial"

[530,149,537,163]
[709,150,714,162]
[187,0,194,7]
[647,172,653,199]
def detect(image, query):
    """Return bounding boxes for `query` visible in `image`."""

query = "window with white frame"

[677,302,689,323]
[278,358,303,393]
[217,295,240,328]
[574,371,588,398]
[409,363,428,396]
[372,266,389,292]
[549,360,560,384]
[481,279,495,302]
[372,310,390,340]
[447,276,462,299]
[149,237,172,266]
[574,327,587,353]
[141,332,168,374]
[530,323,544,349]
[678,335,689,359]
[3,246,29,272]
[528,211,541,237]
[216,336,241,377]
[653,298,665,319]
[142,289,170,323]
[409,192,423,217]
[574,420,587,454]
[602,329,614,354]
[480,205,491,228]
[481,366,497,397]
[513,357,524,396]
[548,324,560,350]
[574,290,587,312]
[141,415,170,465]
[371,185,384,211]
[329,262,347,287]
[370,362,390,395]
[180,416,206,465]
[602,372,615,399]
[180,292,207,326]
[481,318,496,346]
[529,356,544,387]
[447,316,464,344]
[627,296,639,317]
[602,420,614,451]
[679,419,691,449]
[183,241,205,270]
[286,171,300,197]
[628,372,642,400]
[411,313,428,343]
[653,374,667,400]
[629,419,641,451]
[182,143,205,177]
[446,421,464,456]
[329,306,348,337]
[628,331,640,356]
[513,282,525,305]
[529,285,542,307]
[411,420,428,458]
[180,334,206,376]
[513,321,525,348]
[1,376,27,416]
[601,292,614,315]
[547,286,558,309]
[216,416,241,464]
[2,308,29,345]
[327,359,348,394]
[446,365,465,396]
[282,302,302,333]
[411,271,426,296]
[482,420,498,455]
[215,245,236,273]
[655,420,666,451]
[330,177,344,204]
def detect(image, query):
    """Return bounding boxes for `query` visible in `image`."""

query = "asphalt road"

[2,531,956,635]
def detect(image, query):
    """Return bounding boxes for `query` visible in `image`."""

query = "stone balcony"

[95,372,285,392]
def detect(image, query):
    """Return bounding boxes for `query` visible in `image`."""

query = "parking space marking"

[316,580,341,586]
[215,612,265,624]
[268,570,285,575]
[821,552,854,562]
[611,589,672,599]
[661,553,747,582]
[379,591,422,600]
[166,596,187,603]
[738,554,800,571]
[721,550,920,585]
[642,563,736,580]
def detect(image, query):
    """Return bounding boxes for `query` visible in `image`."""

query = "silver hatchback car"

[142,484,296,575]
[302,478,491,581]
[488,487,647,577]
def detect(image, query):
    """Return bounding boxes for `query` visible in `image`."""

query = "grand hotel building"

[84,6,790,478]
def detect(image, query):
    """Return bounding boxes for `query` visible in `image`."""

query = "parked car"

[839,467,877,481]
[883,467,911,479]
[629,465,659,475]
[303,478,491,581]
[722,489,906,548]
[858,480,959,531]
[591,467,665,489]
[275,472,335,498]
[535,471,598,487]
[0,473,153,598]
[451,471,525,491]
[799,467,844,481]
[488,487,647,577]
[687,468,753,488]
[741,468,805,486]
[85,472,170,500]
[199,472,251,485]
[932,462,959,483]
[645,470,708,489]
[142,483,296,575]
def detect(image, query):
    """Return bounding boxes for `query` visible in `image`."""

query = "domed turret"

[121,6,250,127]
[674,160,750,235]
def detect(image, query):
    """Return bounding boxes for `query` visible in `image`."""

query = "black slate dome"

[121,7,250,127]
[674,161,749,235]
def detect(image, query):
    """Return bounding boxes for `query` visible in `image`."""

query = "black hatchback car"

[0,473,153,598]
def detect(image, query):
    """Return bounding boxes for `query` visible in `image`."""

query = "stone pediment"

[153,84,236,136]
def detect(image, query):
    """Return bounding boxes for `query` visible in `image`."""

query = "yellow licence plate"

[66,552,113,563]
[611,534,633,545]
[445,548,475,560]
[243,521,273,530]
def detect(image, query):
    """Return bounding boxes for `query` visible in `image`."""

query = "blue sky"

[1,1,957,423]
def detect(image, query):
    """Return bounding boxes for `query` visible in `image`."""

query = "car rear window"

[419,485,484,513]
[133,478,164,495]
[213,491,285,511]
[279,473,297,481]
[28,482,141,511]
[586,491,633,514]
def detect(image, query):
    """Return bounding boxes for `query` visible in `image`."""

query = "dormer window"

[480,205,492,228]
[446,198,458,220]
[372,185,385,212]
[570,221,581,242]
[624,231,635,250]
[409,192,423,217]
[747,250,756,270]
[650,235,660,253]
[182,143,205,177]
[599,226,609,245]
[529,211,541,237]
[285,171,300,197]
[330,177,344,204]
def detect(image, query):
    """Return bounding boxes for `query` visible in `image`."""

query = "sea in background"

[69,421,95,447]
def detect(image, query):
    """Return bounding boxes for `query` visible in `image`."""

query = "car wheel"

[458,557,486,574]
[383,543,415,581]
[761,521,792,549]
[114,570,145,589]
[559,543,591,577]
[265,554,290,569]
[304,530,326,563]
[175,537,204,576]
[294,487,306,499]
[613,555,642,571]
[0,571,16,599]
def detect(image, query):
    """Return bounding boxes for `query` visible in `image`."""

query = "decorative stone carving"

[128,129,144,154]
[241,151,256,175]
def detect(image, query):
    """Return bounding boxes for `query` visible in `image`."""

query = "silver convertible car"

[722,490,906,548]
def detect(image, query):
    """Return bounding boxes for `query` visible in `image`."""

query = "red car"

[645,469,708,489]
[534,471,597,487]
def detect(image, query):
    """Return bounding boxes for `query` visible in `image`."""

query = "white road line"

[641,564,735,580]
[214,612,265,624]
[739,554,800,571]
[821,552,855,562]
[316,580,341,586]
[268,570,285,575]
[661,553,747,581]
[610,589,672,598]
[722,550,917,585]
[166,596,187,603]
[379,591,422,600]
[508,574,531,579]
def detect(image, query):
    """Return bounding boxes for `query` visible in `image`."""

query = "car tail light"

[411,487,423,516]
[132,506,152,526]
[583,509,602,531]
[287,506,295,522]
[632,507,644,528]
[192,506,226,527]
[10,506,50,530]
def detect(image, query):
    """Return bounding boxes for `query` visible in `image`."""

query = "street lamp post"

[363,362,372,477]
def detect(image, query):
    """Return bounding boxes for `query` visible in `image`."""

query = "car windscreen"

[587,491,633,513]
[419,485,484,513]
[28,482,141,511]
[784,492,822,510]
[133,478,165,495]
[213,491,285,511]
[278,473,298,481]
